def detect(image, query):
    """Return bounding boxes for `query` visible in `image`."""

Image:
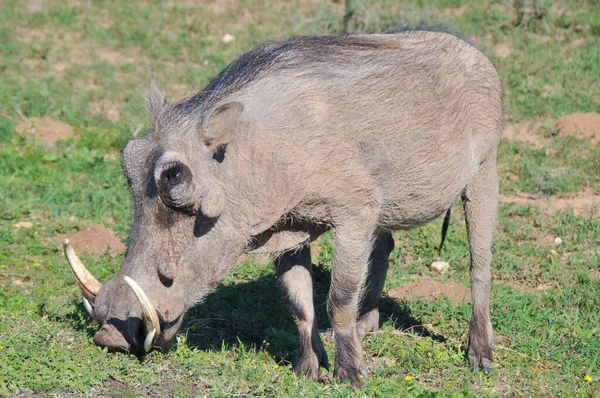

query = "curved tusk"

[82,294,94,316]
[63,238,102,302]
[123,276,161,351]
[144,328,157,353]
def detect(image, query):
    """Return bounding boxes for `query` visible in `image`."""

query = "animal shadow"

[182,261,446,364]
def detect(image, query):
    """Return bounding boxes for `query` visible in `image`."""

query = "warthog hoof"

[293,347,329,381]
[333,359,369,389]
[468,323,493,375]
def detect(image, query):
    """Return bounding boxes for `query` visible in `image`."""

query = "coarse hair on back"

[171,26,473,118]
[385,23,470,44]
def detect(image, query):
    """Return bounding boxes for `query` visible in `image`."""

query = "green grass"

[1,0,599,396]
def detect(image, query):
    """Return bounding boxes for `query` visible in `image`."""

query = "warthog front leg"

[329,217,377,388]
[357,231,394,340]
[275,245,328,381]
[462,155,498,374]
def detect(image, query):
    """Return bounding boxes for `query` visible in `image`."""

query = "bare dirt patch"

[10,275,32,291]
[388,280,471,304]
[494,43,514,58]
[550,4,570,16]
[15,117,75,146]
[557,112,600,145]
[502,280,556,293]
[98,48,137,64]
[502,122,548,149]
[590,269,600,283]
[53,224,126,255]
[443,6,468,17]
[89,99,121,121]
[500,189,600,216]
[52,61,70,73]
[103,152,121,162]
[26,0,43,13]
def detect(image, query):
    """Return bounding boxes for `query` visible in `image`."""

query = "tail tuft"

[438,208,452,255]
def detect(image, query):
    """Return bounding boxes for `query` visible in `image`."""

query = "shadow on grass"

[57,301,99,340]
[60,261,447,364]
[181,261,447,364]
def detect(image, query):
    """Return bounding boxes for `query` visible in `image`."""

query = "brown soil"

[501,189,600,216]
[494,43,514,58]
[388,279,471,304]
[443,6,468,17]
[590,269,600,283]
[550,4,570,16]
[89,99,121,121]
[502,122,548,148]
[98,48,137,64]
[53,224,126,255]
[557,112,600,145]
[15,117,75,146]
[52,61,70,72]
[103,152,121,162]
[503,280,556,293]
[27,0,43,13]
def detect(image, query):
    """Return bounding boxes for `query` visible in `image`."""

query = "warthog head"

[65,78,249,353]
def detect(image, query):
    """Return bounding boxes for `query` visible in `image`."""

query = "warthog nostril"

[158,272,173,288]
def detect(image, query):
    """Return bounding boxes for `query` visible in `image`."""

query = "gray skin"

[89,30,501,388]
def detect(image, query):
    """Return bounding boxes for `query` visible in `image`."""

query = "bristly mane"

[172,35,387,117]
[171,27,470,118]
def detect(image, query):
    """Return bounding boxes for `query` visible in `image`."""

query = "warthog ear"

[148,77,166,126]
[201,102,243,148]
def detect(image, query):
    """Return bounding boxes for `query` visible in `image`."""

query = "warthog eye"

[163,164,184,186]
[157,162,195,214]
[212,144,227,163]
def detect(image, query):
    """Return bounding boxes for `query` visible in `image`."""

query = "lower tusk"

[123,276,161,349]
[144,328,157,352]
[82,294,94,316]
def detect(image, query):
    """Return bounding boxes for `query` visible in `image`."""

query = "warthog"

[65,29,501,387]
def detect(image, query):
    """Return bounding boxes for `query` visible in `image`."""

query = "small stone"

[203,60,209,66]
[429,260,450,274]
[221,34,236,44]
[554,237,563,245]
[15,221,34,229]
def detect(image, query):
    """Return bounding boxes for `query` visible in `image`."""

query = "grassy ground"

[1,0,599,396]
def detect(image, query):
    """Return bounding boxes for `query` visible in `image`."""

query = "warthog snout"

[63,240,163,353]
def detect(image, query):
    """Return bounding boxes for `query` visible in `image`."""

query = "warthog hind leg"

[357,231,394,340]
[329,214,378,388]
[276,245,328,381]
[462,155,498,375]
